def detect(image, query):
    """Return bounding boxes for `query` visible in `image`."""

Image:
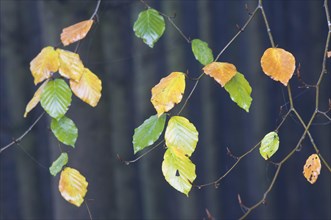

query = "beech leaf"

[30,46,59,85]
[24,79,49,117]
[133,8,165,48]
[260,47,296,86]
[59,167,88,207]
[49,153,68,176]
[133,114,166,154]
[51,116,78,147]
[162,148,196,196]
[224,72,252,112]
[203,62,237,87]
[165,116,198,157]
[191,39,214,65]
[40,79,72,120]
[57,49,84,82]
[259,132,279,160]
[303,154,321,184]
[69,68,102,107]
[151,72,186,116]
[61,20,94,46]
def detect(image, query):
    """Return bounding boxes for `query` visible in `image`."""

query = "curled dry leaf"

[24,79,49,117]
[59,167,88,207]
[151,72,186,116]
[303,154,321,184]
[61,20,94,46]
[57,49,84,82]
[30,46,59,85]
[202,62,237,87]
[70,68,102,107]
[260,48,296,86]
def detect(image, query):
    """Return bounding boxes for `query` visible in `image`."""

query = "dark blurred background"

[1,0,330,219]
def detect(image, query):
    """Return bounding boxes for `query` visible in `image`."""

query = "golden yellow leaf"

[61,20,94,46]
[202,62,237,87]
[151,72,186,116]
[260,48,296,86]
[24,80,49,118]
[59,167,88,207]
[303,154,321,184]
[70,68,102,107]
[57,49,84,82]
[30,46,59,85]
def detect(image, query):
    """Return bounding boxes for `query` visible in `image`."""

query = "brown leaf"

[202,62,237,87]
[303,154,321,184]
[61,20,94,46]
[260,48,296,86]
[327,51,331,58]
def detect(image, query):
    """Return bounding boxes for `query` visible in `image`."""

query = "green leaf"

[191,39,214,65]
[51,116,78,147]
[133,8,165,48]
[49,153,68,176]
[165,116,199,157]
[162,148,196,196]
[259,131,280,160]
[40,79,72,120]
[224,72,252,112]
[133,114,166,154]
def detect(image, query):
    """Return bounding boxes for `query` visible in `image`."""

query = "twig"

[89,0,102,20]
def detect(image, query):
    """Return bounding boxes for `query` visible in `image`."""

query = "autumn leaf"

[203,62,237,87]
[259,132,279,160]
[61,20,94,46]
[327,51,331,58]
[162,148,196,196]
[57,49,84,82]
[24,79,49,117]
[260,47,296,86]
[30,46,59,85]
[70,68,102,107]
[59,167,88,207]
[303,154,321,184]
[165,116,198,157]
[132,114,166,154]
[151,72,186,116]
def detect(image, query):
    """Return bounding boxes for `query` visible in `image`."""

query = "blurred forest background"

[0,0,330,219]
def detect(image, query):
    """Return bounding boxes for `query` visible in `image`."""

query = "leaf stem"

[89,0,102,20]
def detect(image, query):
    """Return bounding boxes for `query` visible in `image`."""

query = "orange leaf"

[59,167,88,207]
[151,72,186,116]
[61,20,94,46]
[202,62,237,87]
[24,80,49,117]
[57,49,84,82]
[70,68,102,107]
[327,51,331,58]
[30,46,59,85]
[303,154,321,184]
[260,48,296,86]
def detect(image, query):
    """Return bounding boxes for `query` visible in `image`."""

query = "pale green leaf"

[49,153,68,176]
[224,72,252,112]
[162,148,196,196]
[259,131,279,160]
[191,39,214,65]
[51,116,78,147]
[40,79,72,120]
[133,114,166,154]
[165,116,198,157]
[133,8,165,48]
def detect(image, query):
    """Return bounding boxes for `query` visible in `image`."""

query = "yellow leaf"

[303,154,321,184]
[59,167,88,207]
[202,62,237,87]
[30,46,59,85]
[57,49,84,82]
[260,48,296,86]
[70,68,102,107]
[61,20,94,46]
[24,80,49,117]
[151,72,186,116]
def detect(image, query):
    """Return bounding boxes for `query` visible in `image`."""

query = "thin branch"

[0,112,45,154]
[89,0,102,20]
